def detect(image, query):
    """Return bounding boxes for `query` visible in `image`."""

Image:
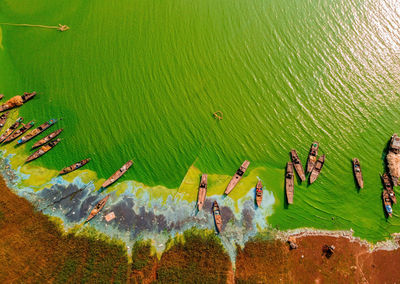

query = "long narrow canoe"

[26,138,61,163]
[85,195,110,223]
[224,160,250,195]
[381,173,397,204]
[306,142,319,173]
[197,174,207,211]
[256,180,263,207]
[291,149,306,181]
[0,92,36,112]
[383,189,393,217]
[32,128,63,149]
[0,117,23,143]
[286,162,294,204]
[352,158,364,189]
[309,155,325,184]
[212,201,223,234]
[102,160,133,188]
[17,119,57,144]
[0,112,10,131]
[59,158,91,175]
[3,121,35,143]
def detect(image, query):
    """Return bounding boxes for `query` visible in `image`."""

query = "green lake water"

[1,0,400,242]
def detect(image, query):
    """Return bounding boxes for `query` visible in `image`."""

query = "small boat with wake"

[0,92,36,112]
[309,155,325,184]
[381,173,397,204]
[352,158,364,189]
[32,128,63,149]
[197,174,207,211]
[3,121,35,144]
[255,180,263,207]
[224,160,250,195]
[291,149,306,181]
[0,117,23,143]
[212,201,223,234]
[85,195,110,223]
[383,189,393,217]
[102,160,133,188]
[306,142,319,173]
[17,119,57,145]
[286,162,294,204]
[26,138,61,163]
[59,158,91,175]
[0,112,10,131]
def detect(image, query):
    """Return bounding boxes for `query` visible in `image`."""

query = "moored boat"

[102,160,133,188]
[306,142,319,173]
[352,158,364,189]
[383,189,393,217]
[286,162,294,204]
[309,155,325,184]
[381,173,397,204]
[290,149,306,181]
[32,128,63,149]
[212,201,223,234]
[85,195,110,223]
[17,119,57,144]
[59,158,91,175]
[0,117,23,143]
[224,160,250,195]
[3,121,35,143]
[26,138,61,162]
[387,133,400,186]
[197,174,207,211]
[0,92,36,112]
[255,180,263,207]
[0,112,9,131]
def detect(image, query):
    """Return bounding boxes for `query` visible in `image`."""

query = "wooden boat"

[309,155,325,184]
[224,160,250,195]
[0,117,23,143]
[32,128,63,149]
[17,119,57,144]
[389,134,400,154]
[212,201,223,234]
[255,180,263,207]
[381,173,397,204]
[197,174,207,211]
[85,195,110,223]
[290,149,306,181]
[3,121,35,144]
[0,112,9,131]
[352,158,364,189]
[306,142,319,173]
[26,138,61,163]
[102,160,133,188]
[59,158,91,175]
[383,189,393,217]
[0,94,4,100]
[285,162,294,204]
[0,92,36,112]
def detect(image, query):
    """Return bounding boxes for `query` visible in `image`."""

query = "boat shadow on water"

[381,137,391,173]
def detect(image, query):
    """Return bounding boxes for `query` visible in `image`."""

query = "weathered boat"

[0,117,23,143]
[389,134,400,154]
[59,158,91,175]
[309,155,325,184]
[0,92,36,112]
[306,142,319,173]
[383,189,393,217]
[102,160,133,188]
[32,128,63,149]
[381,173,397,204]
[197,174,207,211]
[286,162,294,204]
[26,138,61,163]
[85,195,110,223]
[290,149,306,181]
[387,134,400,186]
[212,201,223,234]
[0,112,9,131]
[255,180,263,207]
[0,94,4,100]
[17,119,57,144]
[224,160,250,195]
[352,158,364,189]
[3,121,35,144]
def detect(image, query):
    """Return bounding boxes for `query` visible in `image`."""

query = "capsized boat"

[309,155,325,184]
[290,149,306,181]
[0,117,23,143]
[306,142,319,173]
[3,121,35,144]
[59,158,91,175]
[381,173,397,204]
[32,128,63,149]
[0,92,36,112]
[224,160,250,195]
[102,160,133,188]
[0,112,9,131]
[26,138,61,163]
[85,195,110,223]
[212,201,223,234]
[352,158,364,189]
[197,174,207,211]
[17,119,57,144]
[255,180,263,207]
[383,189,393,217]
[286,162,294,204]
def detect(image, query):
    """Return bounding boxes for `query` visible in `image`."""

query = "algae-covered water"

[1,0,400,243]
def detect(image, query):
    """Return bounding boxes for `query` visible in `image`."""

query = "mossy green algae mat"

[1,0,400,242]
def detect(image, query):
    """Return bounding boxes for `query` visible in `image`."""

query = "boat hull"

[32,128,63,149]
[309,155,325,184]
[0,117,23,143]
[306,142,319,173]
[102,160,133,188]
[17,119,57,145]
[224,160,250,195]
[255,180,263,207]
[86,195,110,222]
[291,149,306,181]
[352,158,364,189]
[212,201,223,234]
[286,162,294,204]
[197,174,207,211]
[26,138,61,162]
[60,158,91,175]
